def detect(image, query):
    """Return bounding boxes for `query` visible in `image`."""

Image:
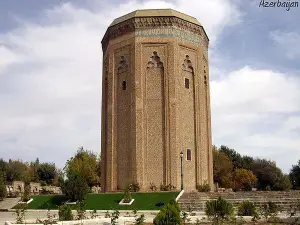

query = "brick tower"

[101,9,213,192]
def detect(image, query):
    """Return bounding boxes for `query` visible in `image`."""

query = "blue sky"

[0,0,299,173]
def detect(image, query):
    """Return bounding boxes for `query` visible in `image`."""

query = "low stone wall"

[179,191,300,211]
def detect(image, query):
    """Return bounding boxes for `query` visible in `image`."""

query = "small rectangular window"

[187,149,191,161]
[122,81,126,90]
[185,78,189,89]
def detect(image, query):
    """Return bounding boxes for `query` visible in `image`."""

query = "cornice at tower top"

[101,9,209,52]
[109,9,201,27]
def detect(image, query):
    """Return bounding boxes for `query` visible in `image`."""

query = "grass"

[14,192,179,210]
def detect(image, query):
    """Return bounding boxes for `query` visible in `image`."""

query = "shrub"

[22,184,31,202]
[205,197,234,223]
[14,203,27,224]
[62,173,90,202]
[129,183,140,192]
[111,210,120,225]
[160,183,176,191]
[150,182,157,191]
[123,187,132,203]
[58,205,73,221]
[76,201,86,220]
[0,172,7,200]
[238,201,257,216]
[196,182,211,192]
[135,214,145,225]
[153,202,182,225]
[169,199,181,212]
[260,201,279,221]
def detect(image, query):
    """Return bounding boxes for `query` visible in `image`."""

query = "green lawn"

[14,192,179,210]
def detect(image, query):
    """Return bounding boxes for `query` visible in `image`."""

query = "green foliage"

[110,210,120,225]
[64,147,101,187]
[237,201,257,216]
[14,203,27,224]
[259,201,279,221]
[196,182,211,192]
[6,160,31,183]
[76,201,86,220]
[123,187,132,203]
[219,145,243,169]
[169,199,181,212]
[213,148,233,187]
[273,173,292,190]
[251,159,289,190]
[160,183,176,191]
[58,205,73,221]
[205,197,234,223]
[128,183,140,192]
[62,173,90,202]
[290,160,300,189]
[153,201,182,225]
[22,184,31,202]
[135,214,145,225]
[233,168,257,191]
[37,163,57,185]
[0,172,7,200]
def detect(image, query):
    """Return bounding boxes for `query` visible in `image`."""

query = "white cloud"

[270,31,300,59]
[0,0,242,167]
[1,0,299,173]
[211,66,300,171]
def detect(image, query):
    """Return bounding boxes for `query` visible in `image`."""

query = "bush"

[196,182,211,192]
[0,172,7,200]
[160,183,176,191]
[135,214,145,225]
[150,182,157,191]
[205,197,234,223]
[62,173,90,202]
[153,202,182,225]
[260,201,280,220]
[22,185,31,202]
[58,205,73,221]
[129,183,140,192]
[123,187,132,203]
[238,201,257,216]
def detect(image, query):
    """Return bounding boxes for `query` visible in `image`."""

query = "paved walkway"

[0,198,20,211]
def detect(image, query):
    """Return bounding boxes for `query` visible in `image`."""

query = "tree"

[62,173,89,202]
[6,160,30,183]
[64,147,101,187]
[250,159,281,190]
[29,158,39,182]
[0,172,7,200]
[219,145,243,169]
[58,205,73,221]
[241,156,254,170]
[233,168,257,191]
[0,159,7,181]
[153,201,182,225]
[213,148,233,188]
[289,160,300,190]
[37,163,57,185]
[273,174,292,191]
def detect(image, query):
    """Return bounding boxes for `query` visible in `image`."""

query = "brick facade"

[101,9,213,192]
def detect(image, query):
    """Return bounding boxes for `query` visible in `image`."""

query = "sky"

[0,0,299,173]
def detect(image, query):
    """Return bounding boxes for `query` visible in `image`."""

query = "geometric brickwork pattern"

[101,9,213,192]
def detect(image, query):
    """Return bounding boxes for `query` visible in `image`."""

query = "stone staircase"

[178,191,300,212]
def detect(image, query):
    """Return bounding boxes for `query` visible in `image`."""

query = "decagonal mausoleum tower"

[101,9,213,192]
